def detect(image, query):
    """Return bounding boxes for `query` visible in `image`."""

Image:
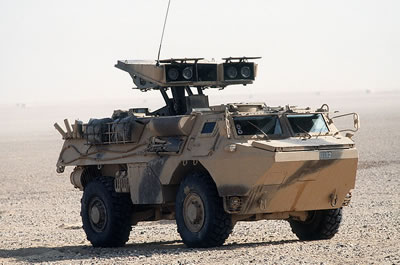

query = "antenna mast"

[156,0,171,66]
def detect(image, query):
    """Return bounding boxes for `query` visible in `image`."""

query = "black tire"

[289,208,342,241]
[81,176,133,247]
[175,173,233,248]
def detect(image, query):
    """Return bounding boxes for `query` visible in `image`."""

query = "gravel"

[0,94,399,264]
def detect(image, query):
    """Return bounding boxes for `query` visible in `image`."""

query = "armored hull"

[55,58,359,248]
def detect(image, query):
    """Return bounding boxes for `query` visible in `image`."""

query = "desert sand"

[0,91,399,264]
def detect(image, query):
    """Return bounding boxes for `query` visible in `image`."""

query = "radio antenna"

[156,0,171,66]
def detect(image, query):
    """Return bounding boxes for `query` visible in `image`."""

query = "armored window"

[201,122,216,134]
[233,116,282,136]
[287,114,329,134]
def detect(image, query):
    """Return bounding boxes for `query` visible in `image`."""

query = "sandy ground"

[0,92,399,264]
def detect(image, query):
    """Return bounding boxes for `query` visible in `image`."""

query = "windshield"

[233,116,282,136]
[287,114,329,134]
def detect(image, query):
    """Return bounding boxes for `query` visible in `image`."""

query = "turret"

[115,57,260,116]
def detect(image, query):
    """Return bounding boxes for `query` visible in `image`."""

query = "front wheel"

[175,173,233,248]
[289,208,343,241]
[81,176,133,247]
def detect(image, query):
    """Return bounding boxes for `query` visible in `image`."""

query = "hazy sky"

[0,0,399,104]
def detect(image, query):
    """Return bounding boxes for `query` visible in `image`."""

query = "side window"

[201,122,216,134]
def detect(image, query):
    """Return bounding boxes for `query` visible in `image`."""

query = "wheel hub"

[90,206,101,224]
[88,197,107,232]
[183,192,205,233]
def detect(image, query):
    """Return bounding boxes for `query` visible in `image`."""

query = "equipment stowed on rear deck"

[83,116,145,145]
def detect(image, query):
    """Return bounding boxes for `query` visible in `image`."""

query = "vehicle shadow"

[0,239,299,263]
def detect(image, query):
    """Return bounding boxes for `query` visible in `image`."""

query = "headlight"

[226,66,238,79]
[167,68,179,81]
[182,66,193,80]
[240,66,251,78]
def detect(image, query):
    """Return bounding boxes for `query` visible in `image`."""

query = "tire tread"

[176,173,233,248]
[289,208,342,241]
[82,176,133,247]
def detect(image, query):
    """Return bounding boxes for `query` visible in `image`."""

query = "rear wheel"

[289,208,342,241]
[175,173,233,248]
[81,176,133,247]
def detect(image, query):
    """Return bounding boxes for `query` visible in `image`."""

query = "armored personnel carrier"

[55,57,359,248]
